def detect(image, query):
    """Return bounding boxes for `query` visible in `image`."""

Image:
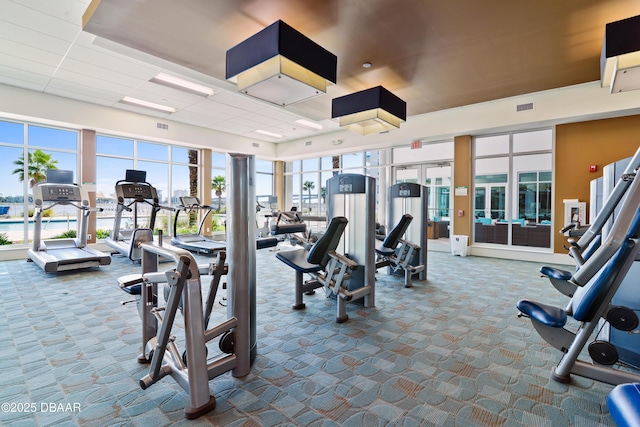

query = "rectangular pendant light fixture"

[601,15,640,93]
[332,86,406,135]
[226,20,337,106]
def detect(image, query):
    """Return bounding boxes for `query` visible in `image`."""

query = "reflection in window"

[519,172,552,222]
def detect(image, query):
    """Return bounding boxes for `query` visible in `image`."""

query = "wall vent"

[516,102,534,112]
[252,142,260,148]
[305,140,312,146]
[157,122,169,129]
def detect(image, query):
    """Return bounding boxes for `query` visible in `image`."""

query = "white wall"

[275,81,640,160]
[0,84,278,159]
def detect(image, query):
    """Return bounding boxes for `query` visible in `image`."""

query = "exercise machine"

[123,154,256,419]
[171,196,226,254]
[540,147,640,297]
[608,383,640,427]
[516,170,640,385]
[275,216,359,322]
[171,196,278,254]
[327,173,376,315]
[105,169,168,261]
[28,169,111,273]
[375,182,428,287]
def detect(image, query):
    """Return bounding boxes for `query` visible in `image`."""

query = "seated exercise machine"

[375,214,423,287]
[120,154,257,419]
[106,169,171,261]
[375,182,428,287]
[276,216,360,323]
[28,169,111,273]
[608,383,640,427]
[540,147,640,297]
[516,171,640,386]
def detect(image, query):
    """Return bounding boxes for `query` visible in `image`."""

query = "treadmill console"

[37,184,83,202]
[119,183,156,201]
[180,196,200,206]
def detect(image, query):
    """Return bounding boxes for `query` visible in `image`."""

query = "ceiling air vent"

[157,122,168,129]
[305,141,312,146]
[252,142,260,148]
[516,102,534,112]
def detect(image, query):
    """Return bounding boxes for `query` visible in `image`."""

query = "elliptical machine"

[119,154,257,419]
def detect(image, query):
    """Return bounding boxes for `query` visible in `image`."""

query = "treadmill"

[28,170,111,273]
[171,196,226,254]
[105,170,165,261]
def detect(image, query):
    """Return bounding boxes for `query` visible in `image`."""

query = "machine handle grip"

[560,223,576,234]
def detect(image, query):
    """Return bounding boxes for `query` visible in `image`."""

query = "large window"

[0,120,78,244]
[96,135,199,237]
[473,129,553,249]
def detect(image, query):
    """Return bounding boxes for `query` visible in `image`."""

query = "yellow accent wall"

[554,115,640,253]
[453,135,472,240]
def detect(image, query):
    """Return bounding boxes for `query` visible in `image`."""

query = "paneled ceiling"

[1,0,639,143]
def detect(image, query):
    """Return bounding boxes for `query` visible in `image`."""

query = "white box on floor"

[451,235,468,256]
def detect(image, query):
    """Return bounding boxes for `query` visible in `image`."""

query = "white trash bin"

[451,235,468,257]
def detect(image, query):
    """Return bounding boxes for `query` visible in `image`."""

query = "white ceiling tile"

[46,78,123,104]
[58,56,152,89]
[0,63,51,86]
[9,0,91,24]
[66,43,161,80]
[52,68,137,94]
[185,98,247,119]
[212,91,269,112]
[0,75,48,91]
[0,52,57,76]
[45,86,115,106]
[0,20,73,56]
[2,0,83,42]
[0,37,66,66]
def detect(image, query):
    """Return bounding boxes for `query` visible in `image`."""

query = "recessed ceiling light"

[255,129,283,138]
[362,62,372,68]
[150,72,215,97]
[294,119,323,130]
[120,96,177,113]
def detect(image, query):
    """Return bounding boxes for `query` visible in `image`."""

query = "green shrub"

[27,208,53,217]
[0,233,12,245]
[51,230,76,239]
[96,229,111,239]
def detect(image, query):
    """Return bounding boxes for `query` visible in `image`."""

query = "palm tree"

[303,180,315,211]
[188,150,198,227]
[212,175,226,212]
[12,149,59,187]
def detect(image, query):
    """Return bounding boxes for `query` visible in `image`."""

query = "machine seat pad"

[375,240,395,257]
[516,299,567,328]
[276,249,323,273]
[118,273,143,295]
[257,237,278,249]
[608,383,640,427]
[540,266,572,281]
[123,284,142,295]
